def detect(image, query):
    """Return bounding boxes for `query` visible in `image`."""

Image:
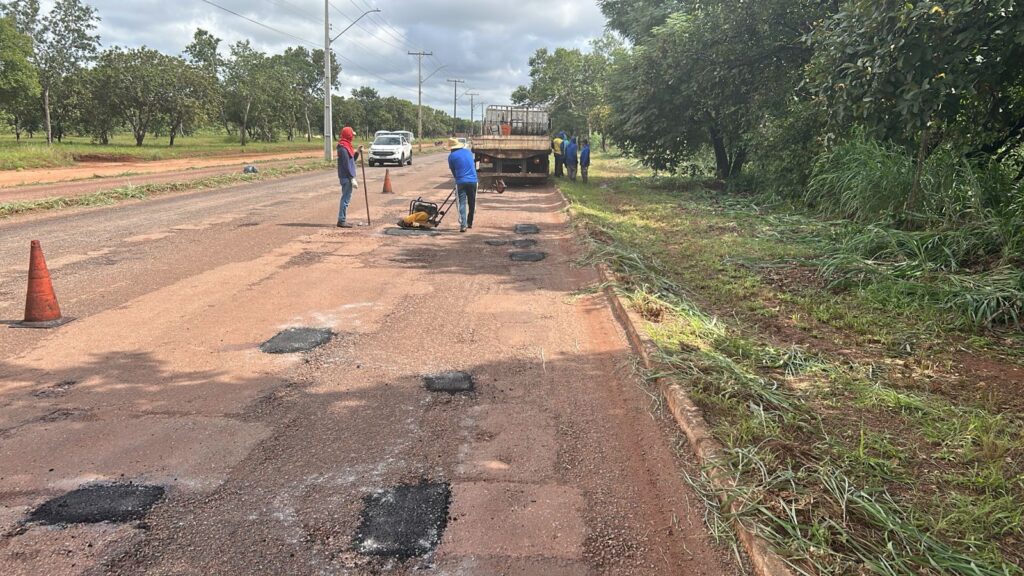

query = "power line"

[201,0,318,48]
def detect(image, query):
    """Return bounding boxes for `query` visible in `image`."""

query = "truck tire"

[408,153,413,166]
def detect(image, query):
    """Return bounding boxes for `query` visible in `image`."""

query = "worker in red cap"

[336,126,362,228]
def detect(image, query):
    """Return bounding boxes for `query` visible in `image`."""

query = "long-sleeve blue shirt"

[580,144,591,167]
[337,146,359,180]
[448,148,478,184]
[564,139,579,166]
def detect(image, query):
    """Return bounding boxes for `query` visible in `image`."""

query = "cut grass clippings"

[0,161,333,219]
[562,152,1024,575]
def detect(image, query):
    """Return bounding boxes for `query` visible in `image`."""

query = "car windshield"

[374,136,401,145]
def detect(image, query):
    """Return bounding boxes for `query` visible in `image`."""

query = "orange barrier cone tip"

[16,240,73,329]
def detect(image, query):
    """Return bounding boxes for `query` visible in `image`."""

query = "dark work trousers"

[554,154,564,177]
[457,182,477,228]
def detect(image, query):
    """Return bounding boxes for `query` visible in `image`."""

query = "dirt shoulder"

[0,150,324,192]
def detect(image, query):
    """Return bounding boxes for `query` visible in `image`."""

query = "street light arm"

[332,8,381,42]
[422,64,447,83]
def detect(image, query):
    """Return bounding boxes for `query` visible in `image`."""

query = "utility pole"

[323,4,380,162]
[446,78,464,135]
[323,0,332,162]
[465,92,479,138]
[478,102,485,136]
[408,50,432,152]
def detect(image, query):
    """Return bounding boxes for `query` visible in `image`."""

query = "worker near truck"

[552,131,565,177]
[564,136,579,181]
[447,137,478,233]
[580,138,591,183]
[336,126,362,228]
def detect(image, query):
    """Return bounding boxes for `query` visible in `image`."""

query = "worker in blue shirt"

[580,138,591,183]
[564,136,579,181]
[447,138,478,232]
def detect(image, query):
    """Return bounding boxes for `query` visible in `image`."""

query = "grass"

[0,132,328,171]
[561,151,1024,574]
[0,161,332,218]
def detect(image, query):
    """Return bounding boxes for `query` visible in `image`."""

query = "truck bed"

[473,135,550,153]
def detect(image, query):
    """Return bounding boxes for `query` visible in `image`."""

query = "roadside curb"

[555,185,795,576]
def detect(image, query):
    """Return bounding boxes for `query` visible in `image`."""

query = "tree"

[165,58,217,145]
[3,0,100,144]
[810,0,1024,197]
[0,15,39,140]
[601,0,831,179]
[512,40,613,137]
[92,47,179,146]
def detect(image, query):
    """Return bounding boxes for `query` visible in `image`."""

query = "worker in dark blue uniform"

[447,137,478,233]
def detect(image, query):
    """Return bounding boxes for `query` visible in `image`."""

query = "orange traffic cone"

[18,240,72,328]
[381,169,393,194]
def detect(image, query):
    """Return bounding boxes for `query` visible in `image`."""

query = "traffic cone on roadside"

[381,169,394,194]
[18,240,72,329]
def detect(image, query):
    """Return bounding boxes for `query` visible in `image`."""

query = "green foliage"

[0,16,38,107]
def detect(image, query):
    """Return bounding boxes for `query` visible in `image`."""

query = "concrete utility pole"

[323,3,381,161]
[479,102,486,136]
[408,51,432,152]
[465,92,479,137]
[446,79,464,134]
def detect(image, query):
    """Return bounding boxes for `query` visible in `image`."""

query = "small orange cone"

[18,240,72,328]
[381,169,394,194]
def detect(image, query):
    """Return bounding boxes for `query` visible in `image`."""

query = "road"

[0,154,739,575]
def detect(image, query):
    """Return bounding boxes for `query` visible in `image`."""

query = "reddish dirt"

[0,150,323,191]
[0,157,739,575]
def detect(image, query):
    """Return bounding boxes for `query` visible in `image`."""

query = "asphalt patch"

[512,239,537,248]
[484,239,509,246]
[28,483,165,525]
[514,224,540,235]
[353,481,451,560]
[423,371,475,393]
[510,251,547,262]
[385,227,440,237]
[260,327,334,354]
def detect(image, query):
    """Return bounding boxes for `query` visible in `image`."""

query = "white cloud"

[72,0,606,114]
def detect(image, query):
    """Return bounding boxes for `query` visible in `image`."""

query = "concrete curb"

[595,264,794,576]
[555,182,794,576]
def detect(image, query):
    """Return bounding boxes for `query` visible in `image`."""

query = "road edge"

[556,184,796,576]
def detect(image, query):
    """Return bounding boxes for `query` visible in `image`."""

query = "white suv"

[368,134,412,167]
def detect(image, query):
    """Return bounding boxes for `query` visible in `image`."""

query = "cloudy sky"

[62,0,607,118]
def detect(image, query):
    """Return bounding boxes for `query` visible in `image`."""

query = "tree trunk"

[730,147,747,178]
[907,127,929,223]
[43,86,53,145]
[305,109,312,142]
[240,99,251,146]
[708,125,730,181]
[135,128,146,147]
[169,121,178,146]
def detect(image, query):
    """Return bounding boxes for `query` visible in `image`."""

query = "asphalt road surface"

[0,155,741,575]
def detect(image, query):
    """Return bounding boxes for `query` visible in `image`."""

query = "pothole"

[511,239,537,248]
[283,251,329,268]
[385,228,440,237]
[484,239,509,246]
[423,371,475,393]
[352,480,451,560]
[28,483,165,525]
[33,380,77,398]
[259,327,334,354]
[514,224,540,234]
[510,251,547,262]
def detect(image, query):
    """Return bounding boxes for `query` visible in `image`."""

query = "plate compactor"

[398,187,457,229]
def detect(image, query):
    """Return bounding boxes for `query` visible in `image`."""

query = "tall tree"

[513,42,611,137]
[3,0,100,144]
[92,47,175,146]
[0,15,39,140]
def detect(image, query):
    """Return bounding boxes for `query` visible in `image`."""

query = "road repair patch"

[484,239,509,246]
[510,251,547,262]
[514,224,540,235]
[352,481,451,560]
[28,483,165,525]
[423,371,475,393]
[511,239,538,248]
[260,327,334,354]
[384,228,440,237]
